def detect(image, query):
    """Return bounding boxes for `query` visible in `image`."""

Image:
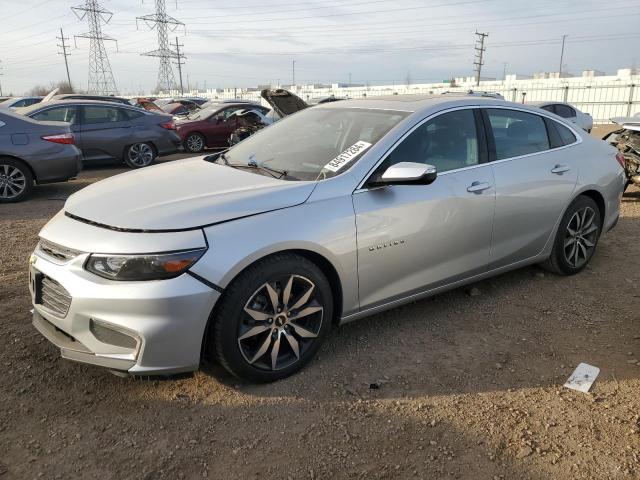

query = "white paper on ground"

[563,363,600,393]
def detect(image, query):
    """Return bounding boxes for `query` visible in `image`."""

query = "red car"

[176,103,270,153]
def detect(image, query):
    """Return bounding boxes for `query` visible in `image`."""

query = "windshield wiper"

[207,151,288,179]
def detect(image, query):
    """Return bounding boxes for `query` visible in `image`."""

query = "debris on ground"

[563,363,600,393]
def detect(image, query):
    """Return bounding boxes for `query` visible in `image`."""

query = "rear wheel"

[124,142,156,168]
[185,133,205,153]
[210,254,333,382]
[541,195,601,275]
[0,158,33,203]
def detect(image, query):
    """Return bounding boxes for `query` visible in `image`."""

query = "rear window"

[486,109,550,160]
[554,104,576,118]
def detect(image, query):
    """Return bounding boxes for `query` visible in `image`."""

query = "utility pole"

[137,0,184,93]
[72,0,118,94]
[0,61,3,96]
[348,72,352,85]
[292,60,296,87]
[171,36,185,95]
[57,28,72,89]
[473,31,488,87]
[502,62,507,82]
[559,34,567,77]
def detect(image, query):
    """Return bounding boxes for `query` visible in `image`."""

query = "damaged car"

[603,114,640,190]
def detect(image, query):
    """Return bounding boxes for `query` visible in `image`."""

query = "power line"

[473,31,488,86]
[137,0,185,93]
[72,0,118,95]
[57,28,73,89]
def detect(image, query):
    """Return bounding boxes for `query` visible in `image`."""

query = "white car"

[529,101,593,132]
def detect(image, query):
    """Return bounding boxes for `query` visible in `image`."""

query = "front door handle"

[467,181,491,193]
[551,164,570,174]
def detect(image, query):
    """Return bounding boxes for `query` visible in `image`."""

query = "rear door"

[77,105,132,162]
[484,107,579,269]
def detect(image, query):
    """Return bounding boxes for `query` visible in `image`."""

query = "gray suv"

[18,100,182,168]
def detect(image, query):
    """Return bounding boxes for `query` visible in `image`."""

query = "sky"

[1,0,640,95]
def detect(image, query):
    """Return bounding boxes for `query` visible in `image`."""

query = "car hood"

[63,158,317,231]
[260,88,308,117]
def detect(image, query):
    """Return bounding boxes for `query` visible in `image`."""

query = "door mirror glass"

[371,162,437,186]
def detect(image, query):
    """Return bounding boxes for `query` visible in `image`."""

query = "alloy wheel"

[127,143,154,167]
[563,206,599,268]
[186,134,204,152]
[0,164,27,200]
[237,275,323,371]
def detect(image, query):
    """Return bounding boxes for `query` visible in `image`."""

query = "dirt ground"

[1,127,639,480]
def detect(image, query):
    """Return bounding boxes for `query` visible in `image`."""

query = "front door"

[206,108,242,148]
[77,105,132,162]
[353,108,496,309]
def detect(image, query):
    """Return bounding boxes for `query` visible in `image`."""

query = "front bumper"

[29,250,220,376]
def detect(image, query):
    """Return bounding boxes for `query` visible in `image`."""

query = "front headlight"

[84,248,206,281]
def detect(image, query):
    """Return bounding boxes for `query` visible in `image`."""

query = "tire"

[124,142,156,169]
[541,195,601,275]
[0,158,34,203]
[185,133,205,153]
[210,253,333,382]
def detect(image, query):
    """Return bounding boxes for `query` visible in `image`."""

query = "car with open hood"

[29,95,624,382]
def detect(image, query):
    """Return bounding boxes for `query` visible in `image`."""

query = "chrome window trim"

[354,104,583,192]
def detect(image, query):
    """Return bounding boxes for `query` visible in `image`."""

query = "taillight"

[159,121,176,130]
[615,152,626,169]
[42,133,75,145]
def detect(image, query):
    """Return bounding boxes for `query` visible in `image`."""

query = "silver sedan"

[29,94,625,382]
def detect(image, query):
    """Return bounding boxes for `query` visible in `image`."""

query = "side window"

[82,106,121,124]
[486,109,550,160]
[554,104,576,118]
[30,107,77,124]
[540,105,555,114]
[121,109,144,120]
[556,122,577,145]
[382,109,479,174]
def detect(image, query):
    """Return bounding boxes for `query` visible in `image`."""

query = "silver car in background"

[29,95,624,382]
[528,101,593,132]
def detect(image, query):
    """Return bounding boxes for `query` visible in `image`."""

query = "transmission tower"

[137,0,184,93]
[72,0,118,95]
[473,31,488,87]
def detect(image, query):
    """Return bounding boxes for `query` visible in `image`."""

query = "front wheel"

[124,142,156,168]
[185,133,205,153]
[541,195,601,275]
[210,254,333,382]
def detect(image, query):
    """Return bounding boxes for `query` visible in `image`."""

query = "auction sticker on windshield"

[324,141,372,173]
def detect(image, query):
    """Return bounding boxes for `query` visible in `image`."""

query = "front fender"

[189,195,359,316]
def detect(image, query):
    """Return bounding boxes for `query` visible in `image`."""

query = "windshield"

[222,107,408,181]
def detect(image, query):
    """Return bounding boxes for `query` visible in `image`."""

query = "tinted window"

[487,109,549,160]
[556,122,577,145]
[384,109,479,173]
[554,104,576,118]
[540,105,555,114]
[30,106,77,124]
[122,109,144,120]
[82,106,122,124]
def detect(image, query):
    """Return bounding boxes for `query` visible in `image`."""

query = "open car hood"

[63,158,316,231]
[260,88,308,117]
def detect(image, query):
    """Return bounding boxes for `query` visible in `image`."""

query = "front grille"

[37,239,80,263]
[39,275,72,318]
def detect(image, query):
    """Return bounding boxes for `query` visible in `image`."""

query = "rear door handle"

[551,164,570,174]
[466,181,491,193]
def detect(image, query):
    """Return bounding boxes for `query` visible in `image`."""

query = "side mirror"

[369,162,437,187]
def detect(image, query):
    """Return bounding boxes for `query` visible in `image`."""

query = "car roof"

[314,94,523,114]
[17,99,146,115]
[526,101,573,107]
